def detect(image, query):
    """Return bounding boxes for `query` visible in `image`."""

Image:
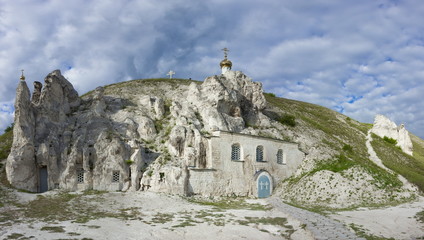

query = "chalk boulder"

[371,114,413,155]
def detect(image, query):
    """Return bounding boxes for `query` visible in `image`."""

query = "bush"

[383,136,397,145]
[278,114,296,127]
[321,154,356,173]
[342,144,353,153]
[4,123,13,133]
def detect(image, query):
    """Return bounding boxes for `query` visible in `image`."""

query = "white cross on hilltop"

[167,70,175,79]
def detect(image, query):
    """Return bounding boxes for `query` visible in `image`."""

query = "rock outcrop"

[6,69,273,194]
[6,79,37,191]
[370,114,413,155]
[187,71,267,132]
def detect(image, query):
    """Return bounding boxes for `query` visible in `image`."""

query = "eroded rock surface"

[371,114,413,155]
[6,70,275,194]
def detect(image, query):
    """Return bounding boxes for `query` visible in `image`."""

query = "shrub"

[278,114,296,127]
[342,144,353,153]
[4,123,13,133]
[383,136,397,145]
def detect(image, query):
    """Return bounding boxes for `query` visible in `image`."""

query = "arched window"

[231,143,241,161]
[277,149,284,164]
[256,145,264,162]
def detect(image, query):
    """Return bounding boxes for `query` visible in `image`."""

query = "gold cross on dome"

[222,48,229,59]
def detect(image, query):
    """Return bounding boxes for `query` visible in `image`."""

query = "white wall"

[188,131,305,196]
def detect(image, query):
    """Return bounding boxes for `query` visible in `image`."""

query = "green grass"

[40,226,66,233]
[266,93,416,208]
[349,223,395,240]
[371,133,424,192]
[151,212,174,224]
[277,114,296,127]
[415,209,424,223]
[24,193,79,221]
[383,136,397,145]
[411,134,424,164]
[237,216,288,227]
[4,233,25,239]
[264,94,370,162]
[0,130,13,160]
[82,78,200,98]
[15,191,141,224]
[313,154,357,173]
[188,197,272,211]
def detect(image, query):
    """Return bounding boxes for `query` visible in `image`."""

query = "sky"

[0,0,423,138]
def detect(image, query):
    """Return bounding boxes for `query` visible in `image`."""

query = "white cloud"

[0,0,423,138]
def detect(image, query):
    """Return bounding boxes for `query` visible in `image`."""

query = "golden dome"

[20,69,25,81]
[220,58,232,68]
[220,47,232,70]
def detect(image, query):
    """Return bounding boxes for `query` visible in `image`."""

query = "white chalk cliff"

[370,114,413,155]
[6,70,274,194]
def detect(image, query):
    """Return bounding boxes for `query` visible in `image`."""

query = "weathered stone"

[6,80,37,191]
[6,68,303,198]
[371,114,413,155]
[31,81,42,104]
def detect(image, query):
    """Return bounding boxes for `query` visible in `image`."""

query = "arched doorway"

[255,171,272,198]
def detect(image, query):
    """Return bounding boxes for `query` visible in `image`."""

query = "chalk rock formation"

[6,80,37,191]
[370,114,413,155]
[187,71,267,132]
[6,69,274,194]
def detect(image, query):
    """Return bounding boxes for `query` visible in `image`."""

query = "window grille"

[77,169,84,183]
[256,146,264,162]
[277,149,284,164]
[231,144,241,161]
[112,171,120,183]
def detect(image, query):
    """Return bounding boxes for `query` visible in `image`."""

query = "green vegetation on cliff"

[0,126,13,160]
[371,133,424,192]
[265,93,420,208]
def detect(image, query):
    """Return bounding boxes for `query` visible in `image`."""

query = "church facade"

[188,131,305,198]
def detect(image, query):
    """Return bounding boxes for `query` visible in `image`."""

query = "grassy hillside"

[264,93,400,187]
[371,133,424,191]
[82,78,199,99]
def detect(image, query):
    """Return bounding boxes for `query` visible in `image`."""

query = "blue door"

[258,175,271,198]
[39,167,48,193]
